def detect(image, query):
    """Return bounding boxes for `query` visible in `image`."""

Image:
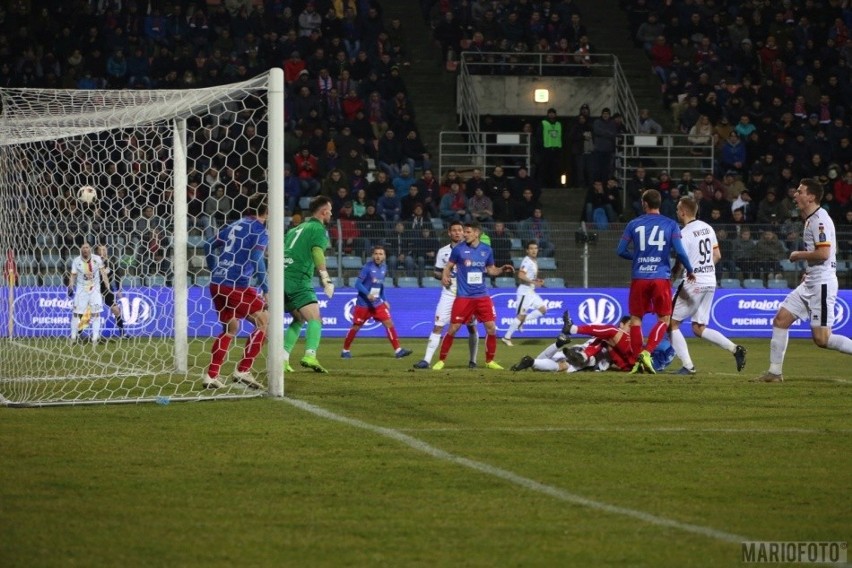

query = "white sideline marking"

[399,427,852,434]
[283,397,750,544]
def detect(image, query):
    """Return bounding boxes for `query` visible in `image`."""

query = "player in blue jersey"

[433,221,515,370]
[202,195,269,390]
[617,189,694,373]
[340,245,413,359]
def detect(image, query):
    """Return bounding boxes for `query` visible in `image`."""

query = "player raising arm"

[433,221,514,370]
[755,178,852,382]
[340,245,413,359]
[616,189,694,374]
[670,197,747,374]
[283,196,335,373]
[202,194,269,390]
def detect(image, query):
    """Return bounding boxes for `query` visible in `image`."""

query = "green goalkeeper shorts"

[285,279,319,313]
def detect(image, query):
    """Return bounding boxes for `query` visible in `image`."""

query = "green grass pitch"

[1,335,849,566]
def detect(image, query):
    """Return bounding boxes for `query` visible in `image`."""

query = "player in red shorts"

[203,196,269,390]
[433,221,514,370]
[340,245,413,358]
[616,189,694,373]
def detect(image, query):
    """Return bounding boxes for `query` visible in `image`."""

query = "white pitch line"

[282,397,751,544]
[397,426,852,434]
[9,339,151,376]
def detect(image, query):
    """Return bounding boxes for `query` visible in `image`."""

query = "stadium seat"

[543,277,565,288]
[40,254,64,271]
[123,276,143,287]
[325,256,339,269]
[511,257,524,269]
[509,238,523,250]
[346,276,360,288]
[537,257,557,270]
[742,278,765,289]
[767,279,788,289]
[311,277,320,288]
[720,278,742,289]
[396,277,420,288]
[341,255,363,270]
[186,234,206,249]
[779,259,802,272]
[421,277,443,288]
[493,277,516,288]
[194,275,211,286]
[146,275,167,287]
[42,274,65,287]
[430,218,444,231]
[18,274,40,286]
[17,254,38,272]
[189,255,206,269]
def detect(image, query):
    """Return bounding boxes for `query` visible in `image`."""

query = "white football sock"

[540,343,560,359]
[769,326,789,374]
[70,316,80,340]
[91,316,101,343]
[467,327,479,363]
[423,332,441,363]
[699,328,736,352]
[504,319,520,339]
[827,334,852,354]
[670,328,693,369]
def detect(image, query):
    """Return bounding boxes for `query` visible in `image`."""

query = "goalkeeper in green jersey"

[284,195,335,373]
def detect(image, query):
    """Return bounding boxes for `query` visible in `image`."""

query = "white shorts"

[671,282,715,326]
[781,279,838,328]
[515,288,546,315]
[74,289,103,315]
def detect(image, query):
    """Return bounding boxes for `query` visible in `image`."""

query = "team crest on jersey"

[464,259,472,266]
[818,223,826,242]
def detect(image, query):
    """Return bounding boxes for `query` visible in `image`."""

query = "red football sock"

[238,329,266,372]
[645,321,668,353]
[485,333,497,362]
[208,332,233,377]
[438,334,455,361]
[385,325,401,350]
[343,327,358,350]
[630,324,643,355]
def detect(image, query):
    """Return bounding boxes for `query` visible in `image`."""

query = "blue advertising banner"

[2,286,850,339]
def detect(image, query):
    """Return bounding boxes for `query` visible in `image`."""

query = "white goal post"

[0,68,285,406]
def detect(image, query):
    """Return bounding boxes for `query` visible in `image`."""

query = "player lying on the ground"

[511,313,676,373]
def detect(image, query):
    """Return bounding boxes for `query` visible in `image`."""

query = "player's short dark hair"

[642,188,662,209]
[247,194,267,217]
[619,316,631,325]
[449,220,463,229]
[678,196,698,216]
[464,221,482,232]
[525,240,538,250]
[799,178,823,201]
[371,244,385,253]
[309,195,332,214]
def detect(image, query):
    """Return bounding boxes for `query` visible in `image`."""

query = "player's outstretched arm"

[486,263,514,276]
[251,249,269,294]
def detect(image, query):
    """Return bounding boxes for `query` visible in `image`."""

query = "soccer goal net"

[0,69,285,407]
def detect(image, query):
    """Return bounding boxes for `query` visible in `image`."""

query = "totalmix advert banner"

[2,286,850,338]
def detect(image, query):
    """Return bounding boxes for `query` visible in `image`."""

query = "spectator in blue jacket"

[376,186,402,223]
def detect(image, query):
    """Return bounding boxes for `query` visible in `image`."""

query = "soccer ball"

[78,185,97,204]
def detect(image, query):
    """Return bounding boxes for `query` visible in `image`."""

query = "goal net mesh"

[0,74,275,406]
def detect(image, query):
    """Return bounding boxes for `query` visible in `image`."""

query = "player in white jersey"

[755,178,852,382]
[502,241,548,346]
[68,243,106,344]
[670,197,747,374]
[413,220,480,369]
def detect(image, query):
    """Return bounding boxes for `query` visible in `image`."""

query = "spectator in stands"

[534,107,564,188]
[583,180,617,228]
[567,112,593,189]
[294,146,321,198]
[688,115,714,156]
[330,202,366,257]
[392,165,415,198]
[753,230,788,282]
[406,202,431,233]
[440,169,462,197]
[377,129,404,178]
[383,221,416,279]
[720,171,746,202]
[376,186,402,224]
[492,188,516,227]
[439,182,470,223]
[409,226,439,278]
[834,170,852,210]
[756,188,788,227]
[638,108,663,135]
[469,186,495,227]
[731,227,758,279]
[366,170,392,202]
[519,208,555,257]
[414,169,440,217]
[485,165,510,200]
[401,130,431,174]
[591,107,618,183]
[510,166,541,202]
[321,168,349,199]
[636,14,665,54]
[625,166,651,218]
[720,132,747,177]
[731,189,756,223]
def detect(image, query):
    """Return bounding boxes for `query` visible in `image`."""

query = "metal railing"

[438,130,531,177]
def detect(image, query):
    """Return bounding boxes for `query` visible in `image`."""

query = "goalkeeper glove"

[67,287,75,298]
[319,270,334,299]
